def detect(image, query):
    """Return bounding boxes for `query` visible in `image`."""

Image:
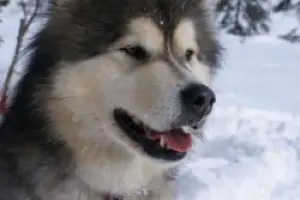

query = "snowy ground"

[1,2,300,200]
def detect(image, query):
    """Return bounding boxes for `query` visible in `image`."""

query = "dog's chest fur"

[32,155,168,200]
[76,157,163,194]
[34,171,165,200]
[35,178,152,200]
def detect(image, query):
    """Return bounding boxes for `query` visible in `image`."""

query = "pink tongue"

[147,131,192,152]
[162,132,192,152]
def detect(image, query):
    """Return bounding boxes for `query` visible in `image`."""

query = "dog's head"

[42,0,221,164]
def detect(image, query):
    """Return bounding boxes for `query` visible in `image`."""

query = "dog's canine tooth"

[160,137,165,147]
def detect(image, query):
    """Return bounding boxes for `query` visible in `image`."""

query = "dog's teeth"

[160,137,165,147]
[160,138,168,148]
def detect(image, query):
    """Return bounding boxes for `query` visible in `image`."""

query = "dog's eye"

[185,49,195,62]
[186,48,206,62]
[120,45,148,61]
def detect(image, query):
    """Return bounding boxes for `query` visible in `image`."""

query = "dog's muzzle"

[113,83,216,162]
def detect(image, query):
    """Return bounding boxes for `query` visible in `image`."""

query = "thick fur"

[0,0,221,199]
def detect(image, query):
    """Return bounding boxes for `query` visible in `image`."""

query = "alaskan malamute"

[0,0,221,199]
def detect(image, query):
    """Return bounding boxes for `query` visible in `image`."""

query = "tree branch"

[0,0,40,114]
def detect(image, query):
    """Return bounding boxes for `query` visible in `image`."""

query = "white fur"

[44,17,213,199]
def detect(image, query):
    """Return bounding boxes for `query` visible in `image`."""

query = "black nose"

[180,83,216,117]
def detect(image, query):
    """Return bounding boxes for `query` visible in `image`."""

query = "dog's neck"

[101,169,177,200]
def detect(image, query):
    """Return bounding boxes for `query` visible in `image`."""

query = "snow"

[176,105,300,200]
[1,2,300,200]
[214,34,300,114]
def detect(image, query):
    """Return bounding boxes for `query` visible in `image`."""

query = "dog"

[0,0,221,199]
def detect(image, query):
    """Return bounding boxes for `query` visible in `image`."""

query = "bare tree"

[0,0,10,47]
[0,8,3,47]
[273,0,300,42]
[273,0,300,12]
[216,0,271,37]
[0,0,40,114]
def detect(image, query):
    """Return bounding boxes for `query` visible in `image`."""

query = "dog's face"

[46,0,221,164]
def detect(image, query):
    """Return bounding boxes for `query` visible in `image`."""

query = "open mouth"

[113,108,193,161]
